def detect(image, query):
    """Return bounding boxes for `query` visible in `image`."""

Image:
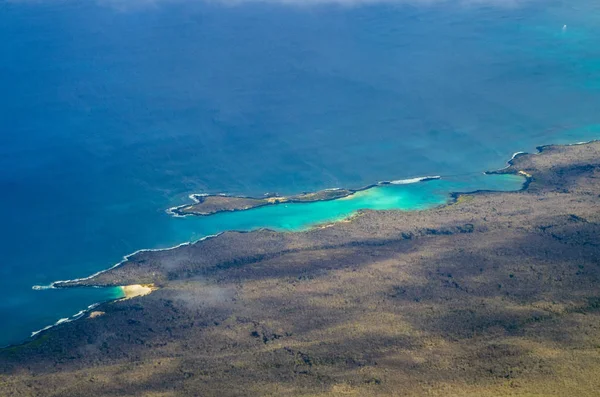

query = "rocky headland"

[168,188,356,217]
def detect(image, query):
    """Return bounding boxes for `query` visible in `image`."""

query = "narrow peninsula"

[168,177,440,217]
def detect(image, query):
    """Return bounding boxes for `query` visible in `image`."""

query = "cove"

[21,172,524,346]
[171,173,525,234]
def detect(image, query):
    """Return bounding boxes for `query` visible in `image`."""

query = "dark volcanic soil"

[1,143,600,397]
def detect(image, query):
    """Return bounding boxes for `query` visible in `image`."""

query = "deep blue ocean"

[1,0,600,347]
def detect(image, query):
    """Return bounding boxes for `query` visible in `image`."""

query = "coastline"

[26,285,157,342]
[165,176,442,218]
[32,234,222,291]
[5,140,600,396]
[29,302,101,338]
[20,139,598,347]
[487,139,600,174]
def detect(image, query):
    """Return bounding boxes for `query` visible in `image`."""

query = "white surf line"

[385,176,441,185]
[492,152,528,173]
[166,193,210,218]
[569,140,598,146]
[488,139,600,174]
[511,151,527,160]
[30,303,101,338]
[32,233,223,290]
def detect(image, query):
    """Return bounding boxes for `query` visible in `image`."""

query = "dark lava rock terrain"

[1,143,599,396]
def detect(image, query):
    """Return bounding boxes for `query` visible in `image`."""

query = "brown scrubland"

[1,142,599,396]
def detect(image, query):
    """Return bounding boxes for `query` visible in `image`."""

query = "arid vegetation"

[1,143,599,396]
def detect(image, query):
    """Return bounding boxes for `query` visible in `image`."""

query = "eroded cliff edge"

[1,142,599,397]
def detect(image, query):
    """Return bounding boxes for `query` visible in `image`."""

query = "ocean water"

[1,0,600,347]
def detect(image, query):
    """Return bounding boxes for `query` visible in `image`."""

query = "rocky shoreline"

[2,142,600,397]
[168,189,354,216]
[167,177,441,217]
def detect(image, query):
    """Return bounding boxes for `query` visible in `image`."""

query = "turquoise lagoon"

[171,174,526,235]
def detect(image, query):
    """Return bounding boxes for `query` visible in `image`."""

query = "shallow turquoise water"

[174,174,525,235]
[1,0,600,346]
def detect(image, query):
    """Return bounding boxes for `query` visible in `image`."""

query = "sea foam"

[387,176,441,185]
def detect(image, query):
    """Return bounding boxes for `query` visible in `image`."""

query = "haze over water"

[1,0,600,346]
